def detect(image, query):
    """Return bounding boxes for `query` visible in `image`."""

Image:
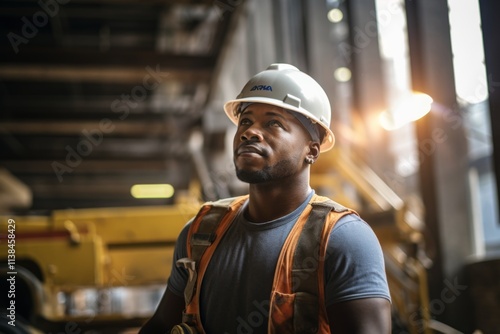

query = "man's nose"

[240,126,263,141]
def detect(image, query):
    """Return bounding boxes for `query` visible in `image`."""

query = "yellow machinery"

[0,201,200,333]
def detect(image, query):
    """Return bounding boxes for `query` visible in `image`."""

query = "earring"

[305,157,314,164]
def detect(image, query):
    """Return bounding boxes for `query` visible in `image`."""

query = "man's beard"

[235,158,297,184]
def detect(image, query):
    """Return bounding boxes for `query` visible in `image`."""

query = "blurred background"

[1,0,499,333]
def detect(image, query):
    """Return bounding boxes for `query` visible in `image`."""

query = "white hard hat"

[223,63,335,152]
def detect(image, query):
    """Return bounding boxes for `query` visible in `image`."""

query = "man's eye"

[268,120,283,127]
[239,118,251,125]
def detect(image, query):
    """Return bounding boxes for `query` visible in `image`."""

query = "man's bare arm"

[327,297,391,334]
[139,287,185,334]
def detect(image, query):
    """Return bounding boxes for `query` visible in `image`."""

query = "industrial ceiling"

[0,0,239,211]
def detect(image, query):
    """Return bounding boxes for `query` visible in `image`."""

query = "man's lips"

[235,144,265,157]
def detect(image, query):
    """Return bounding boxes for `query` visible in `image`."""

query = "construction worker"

[139,64,391,333]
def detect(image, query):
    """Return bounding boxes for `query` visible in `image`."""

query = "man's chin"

[236,170,270,184]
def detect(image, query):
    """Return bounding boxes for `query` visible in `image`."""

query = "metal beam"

[25,177,191,199]
[0,120,172,136]
[0,47,216,68]
[0,65,211,84]
[0,136,191,160]
[1,96,197,116]
[1,159,181,173]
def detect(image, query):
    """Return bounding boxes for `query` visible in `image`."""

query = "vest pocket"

[269,291,295,333]
[269,291,320,333]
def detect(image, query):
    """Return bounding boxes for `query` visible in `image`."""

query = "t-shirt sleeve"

[324,214,391,306]
[166,220,192,297]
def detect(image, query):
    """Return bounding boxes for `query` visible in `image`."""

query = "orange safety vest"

[177,194,357,334]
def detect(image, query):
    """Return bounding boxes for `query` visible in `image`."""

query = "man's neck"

[245,181,312,223]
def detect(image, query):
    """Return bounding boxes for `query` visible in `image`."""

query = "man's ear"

[306,141,321,163]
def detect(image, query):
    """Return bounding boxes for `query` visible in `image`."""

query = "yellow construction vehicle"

[1,200,200,333]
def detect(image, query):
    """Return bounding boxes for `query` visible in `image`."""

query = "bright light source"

[379,92,433,131]
[130,184,175,199]
[327,8,343,23]
[449,0,488,104]
[334,67,351,82]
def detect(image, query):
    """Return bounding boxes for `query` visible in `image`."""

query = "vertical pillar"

[272,0,307,68]
[479,0,500,222]
[405,0,474,331]
[344,0,394,178]
[302,1,339,119]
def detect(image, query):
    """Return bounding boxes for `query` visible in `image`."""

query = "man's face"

[233,103,311,184]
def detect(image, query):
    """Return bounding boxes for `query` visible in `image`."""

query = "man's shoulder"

[310,194,358,215]
[330,213,380,248]
[201,195,249,209]
[186,195,248,235]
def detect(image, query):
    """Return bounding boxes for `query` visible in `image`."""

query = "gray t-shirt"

[168,192,390,334]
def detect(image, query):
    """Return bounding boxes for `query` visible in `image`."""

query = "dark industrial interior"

[1,0,500,333]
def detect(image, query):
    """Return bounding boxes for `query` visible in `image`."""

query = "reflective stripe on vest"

[177,194,356,333]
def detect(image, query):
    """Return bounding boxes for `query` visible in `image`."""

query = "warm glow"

[327,8,344,23]
[334,67,351,82]
[131,184,175,199]
[379,92,433,131]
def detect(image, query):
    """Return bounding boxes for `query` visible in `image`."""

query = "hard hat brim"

[223,97,335,152]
